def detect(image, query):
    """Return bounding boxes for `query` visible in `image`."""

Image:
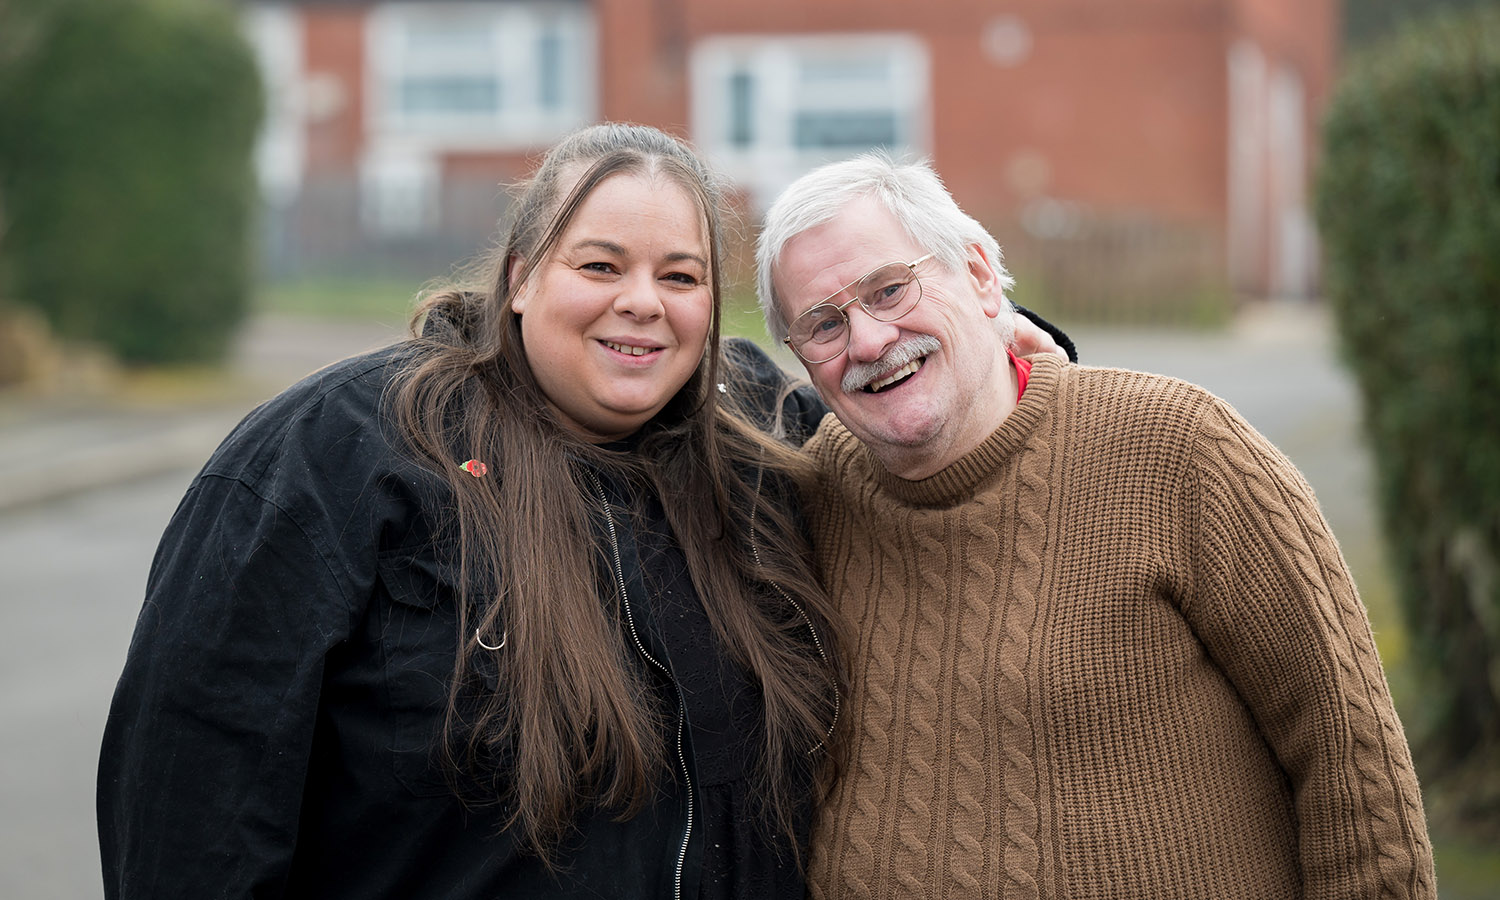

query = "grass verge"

[256,275,428,325]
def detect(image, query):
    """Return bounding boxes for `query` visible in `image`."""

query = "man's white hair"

[756,152,1016,344]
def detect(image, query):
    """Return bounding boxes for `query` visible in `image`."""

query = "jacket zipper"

[584,470,693,900]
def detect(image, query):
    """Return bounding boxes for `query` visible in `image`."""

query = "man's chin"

[838,410,940,457]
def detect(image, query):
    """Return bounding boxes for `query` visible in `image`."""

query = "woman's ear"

[507,255,529,313]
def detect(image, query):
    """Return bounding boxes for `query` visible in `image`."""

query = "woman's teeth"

[604,341,653,356]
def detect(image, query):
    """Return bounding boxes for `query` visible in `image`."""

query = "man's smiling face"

[773,195,1016,479]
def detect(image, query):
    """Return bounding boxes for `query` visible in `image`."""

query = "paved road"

[0,470,194,900]
[0,316,405,899]
[0,305,1385,898]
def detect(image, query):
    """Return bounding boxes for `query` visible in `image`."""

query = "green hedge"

[1316,6,1500,787]
[0,0,262,365]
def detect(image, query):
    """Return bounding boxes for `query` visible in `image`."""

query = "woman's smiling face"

[511,172,714,442]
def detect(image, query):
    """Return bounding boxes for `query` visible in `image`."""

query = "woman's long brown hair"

[386,124,845,859]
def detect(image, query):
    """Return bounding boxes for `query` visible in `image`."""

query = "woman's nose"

[613,274,664,320]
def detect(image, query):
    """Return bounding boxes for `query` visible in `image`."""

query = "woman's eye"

[663,272,701,287]
[580,262,617,275]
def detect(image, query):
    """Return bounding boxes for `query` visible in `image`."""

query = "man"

[756,155,1435,899]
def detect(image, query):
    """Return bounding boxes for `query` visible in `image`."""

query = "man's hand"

[1012,311,1069,360]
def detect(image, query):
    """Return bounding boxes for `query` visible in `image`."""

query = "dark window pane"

[793,111,898,149]
[728,70,754,147]
[538,28,563,109]
[400,77,499,114]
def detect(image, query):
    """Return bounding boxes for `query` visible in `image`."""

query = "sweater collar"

[862,353,1063,506]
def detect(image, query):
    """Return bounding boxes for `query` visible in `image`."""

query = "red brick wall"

[290,0,1336,234]
[301,7,365,172]
[281,0,1337,293]
[669,0,1243,226]
[595,0,693,134]
[938,18,1230,224]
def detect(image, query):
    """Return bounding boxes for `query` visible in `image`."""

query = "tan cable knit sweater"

[803,354,1434,900]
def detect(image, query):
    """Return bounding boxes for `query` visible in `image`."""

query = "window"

[691,35,930,208]
[366,2,595,149]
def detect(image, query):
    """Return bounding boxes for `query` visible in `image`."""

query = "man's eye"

[810,315,844,338]
[866,281,907,307]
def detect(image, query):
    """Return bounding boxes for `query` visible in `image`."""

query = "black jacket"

[98,338,830,900]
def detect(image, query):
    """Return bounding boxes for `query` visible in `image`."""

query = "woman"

[98,124,843,899]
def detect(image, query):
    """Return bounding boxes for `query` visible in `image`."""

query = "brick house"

[244,0,1337,303]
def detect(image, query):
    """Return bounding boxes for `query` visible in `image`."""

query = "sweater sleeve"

[1182,398,1435,900]
[97,473,356,900]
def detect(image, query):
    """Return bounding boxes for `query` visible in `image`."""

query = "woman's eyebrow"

[570,239,706,269]
[662,251,708,268]
[569,238,626,255]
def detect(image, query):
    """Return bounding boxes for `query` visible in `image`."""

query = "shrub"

[0,0,262,365]
[1316,5,1500,820]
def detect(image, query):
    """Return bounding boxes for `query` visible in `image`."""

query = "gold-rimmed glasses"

[783,254,933,364]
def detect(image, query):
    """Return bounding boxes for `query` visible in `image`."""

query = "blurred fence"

[259,173,512,281]
[259,178,1236,331]
[995,206,1232,328]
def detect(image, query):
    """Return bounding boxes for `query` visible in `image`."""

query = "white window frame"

[365,1,596,153]
[691,34,931,210]
[242,3,306,207]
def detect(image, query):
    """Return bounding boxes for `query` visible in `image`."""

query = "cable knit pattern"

[803,355,1434,900]
[945,490,1002,897]
[891,515,943,896]
[998,436,1047,900]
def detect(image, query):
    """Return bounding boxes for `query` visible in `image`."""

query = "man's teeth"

[866,359,921,393]
[604,341,653,356]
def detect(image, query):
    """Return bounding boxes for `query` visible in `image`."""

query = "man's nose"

[844,303,901,362]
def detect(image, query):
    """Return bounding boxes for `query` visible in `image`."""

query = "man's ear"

[965,242,1004,319]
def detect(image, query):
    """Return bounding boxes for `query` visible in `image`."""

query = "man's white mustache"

[842,335,941,393]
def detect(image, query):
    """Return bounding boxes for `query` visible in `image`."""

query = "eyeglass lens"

[791,262,921,358]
